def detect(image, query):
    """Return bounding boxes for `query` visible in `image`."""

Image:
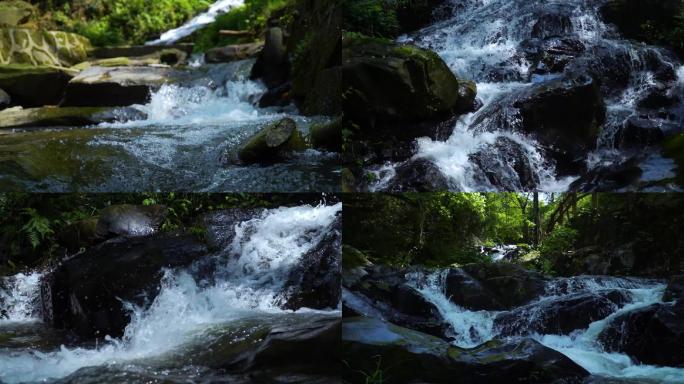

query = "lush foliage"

[30,0,212,46]
[192,0,290,52]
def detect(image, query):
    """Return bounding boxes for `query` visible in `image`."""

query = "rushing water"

[408,269,684,382]
[147,0,246,45]
[371,0,684,191]
[0,60,340,192]
[0,203,341,383]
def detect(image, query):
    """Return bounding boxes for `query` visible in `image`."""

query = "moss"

[342,245,370,268]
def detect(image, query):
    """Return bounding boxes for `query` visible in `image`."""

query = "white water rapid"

[147,0,245,46]
[376,0,684,191]
[409,269,684,383]
[0,203,341,384]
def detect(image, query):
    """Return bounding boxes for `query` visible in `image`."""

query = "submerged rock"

[343,37,476,137]
[205,42,263,63]
[598,302,684,367]
[342,317,590,384]
[0,106,141,128]
[61,66,184,107]
[0,65,74,107]
[45,233,209,339]
[236,118,307,165]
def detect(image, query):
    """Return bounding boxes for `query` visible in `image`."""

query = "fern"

[20,208,54,249]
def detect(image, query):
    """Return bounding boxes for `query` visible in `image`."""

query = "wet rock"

[386,158,450,192]
[343,37,476,136]
[282,214,341,310]
[617,117,666,148]
[461,263,548,309]
[92,44,195,59]
[343,265,450,338]
[45,233,209,339]
[443,268,504,310]
[569,158,642,192]
[205,42,264,63]
[496,290,630,336]
[0,65,74,107]
[61,66,184,107]
[0,106,142,129]
[309,117,342,152]
[0,88,9,110]
[258,81,292,108]
[598,302,684,367]
[251,26,289,88]
[95,204,168,239]
[528,37,586,77]
[200,209,263,251]
[600,0,683,51]
[57,217,100,251]
[342,317,590,384]
[470,137,540,191]
[236,118,307,165]
[514,72,605,171]
[565,45,632,94]
[637,85,680,110]
[531,6,574,39]
[664,275,684,303]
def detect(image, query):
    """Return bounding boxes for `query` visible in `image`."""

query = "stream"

[371,0,684,192]
[0,203,342,383]
[408,269,684,383]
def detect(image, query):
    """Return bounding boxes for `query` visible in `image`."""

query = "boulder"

[460,263,548,309]
[513,72,605,173]
[91,44,195,59]
[598,302,684,367]
[386,158,451,192]
[569,158,642,192]
[0,28,91,66]
[0,106,142,128]
[531,5,574,39]
[343,265,450,338]
[57,217,100,251]
[61,66,184,107]
[282,214,342,310]
[495,290,630,336]
[343,37,476,136]
[664,275,684,303]
[470,137,540,191]
[0,65,74,107]
[251,26,289,88]
[44,233,209,339]
[309,117,342,152]
[200,209,263,251]
[236,118,307,165]
[0,87,9,109]
[205,42,263,63]
[443,268,504,310]
[0,1,34,27]
[342,317,590,384]
[617,117,666,148]
[95,204,168,239]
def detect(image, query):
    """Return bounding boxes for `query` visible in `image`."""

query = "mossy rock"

[237,118,307,164]
[0,64,76,106]
[0,1,34,27]
[0,28,91,67]
[664,133,684,186]
[342,245,370,269]
[309,116,342,152]
[343,36,476,132]
[0,106,122,128]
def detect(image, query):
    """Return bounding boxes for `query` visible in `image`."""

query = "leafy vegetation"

[28,0,212,46]
[193,0,291,52]
[343,193,684,276]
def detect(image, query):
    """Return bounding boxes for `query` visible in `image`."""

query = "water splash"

[147,0,245,45]
[0,204,341,384]
[0,272,43,323]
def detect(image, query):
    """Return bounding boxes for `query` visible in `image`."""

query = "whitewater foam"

[0,272,43,323]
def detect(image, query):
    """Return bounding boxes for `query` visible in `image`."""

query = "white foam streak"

[147,0,245,45]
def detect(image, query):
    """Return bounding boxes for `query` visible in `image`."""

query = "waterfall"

[0,272,43,323]
[0,203,341,384]
[146,0,245,46]
[407,270,684,382]
[383,0,684,191]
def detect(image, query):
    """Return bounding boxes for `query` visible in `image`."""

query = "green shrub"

[539,226,578,260]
